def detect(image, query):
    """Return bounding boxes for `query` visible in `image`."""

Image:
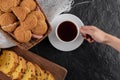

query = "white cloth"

[0,0,73,48]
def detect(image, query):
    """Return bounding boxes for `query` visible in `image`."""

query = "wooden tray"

[0,47,67,80]
[0,0,52,50]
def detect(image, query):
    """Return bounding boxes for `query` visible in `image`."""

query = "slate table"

[30,0,120,80]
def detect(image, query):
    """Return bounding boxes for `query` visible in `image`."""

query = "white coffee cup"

[55,20,80,43]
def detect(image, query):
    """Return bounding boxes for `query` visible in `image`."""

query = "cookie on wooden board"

[12,6,29,22]
[14,27,32,43]
[20,0,36,11]
[21,13,37,30]
[0,0,20,12]
[32,20,48,35]
[30,11,45,21]
[1,22,19,32]
[0,13,17,26]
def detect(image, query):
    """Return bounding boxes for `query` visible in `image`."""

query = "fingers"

[80,26,93,36]
[80,26,95,43]
[86,37,94,43]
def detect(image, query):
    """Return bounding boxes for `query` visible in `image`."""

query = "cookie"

[1,22,19,32]
[0,0,20,12]
[21,62,36,80]
[11,56,27,80]
[14,27,32,43]
[0,10,4,16]
[30,11,45,21]
[21,13,37,30]
[12,6,29,22]
[20,0,36,11]
[0,13,17,26]
[32,20,48,35]
[0,50,18,75]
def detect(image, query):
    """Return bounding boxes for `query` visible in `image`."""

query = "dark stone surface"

[30,0,120,80]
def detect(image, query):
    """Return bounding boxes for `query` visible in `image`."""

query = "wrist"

[103,33,116,45]
[102,33,112,44]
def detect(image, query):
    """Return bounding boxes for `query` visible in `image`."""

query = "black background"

[30,0,120,80]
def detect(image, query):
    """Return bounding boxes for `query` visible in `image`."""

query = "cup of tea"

[55,20,79,43]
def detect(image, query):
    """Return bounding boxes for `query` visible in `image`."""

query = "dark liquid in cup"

[57,21,78,42]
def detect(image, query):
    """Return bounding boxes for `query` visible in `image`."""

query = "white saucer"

[48,14,84,51]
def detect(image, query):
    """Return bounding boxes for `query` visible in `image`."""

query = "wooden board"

[0,47,67,80]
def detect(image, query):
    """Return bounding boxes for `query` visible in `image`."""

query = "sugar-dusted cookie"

[11,56,27,80]
[12,6,30,22]
[21,62,36,80]
[30,11,45,21]
[21,13,37,30]
[20,0,36,11]
[14,27,32,43]
[0,13,17,26]
[0,50,18,75]
[32,20,48,35]
[0,0,20,12]
[1,22,19,32]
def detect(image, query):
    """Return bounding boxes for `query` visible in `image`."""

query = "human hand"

[80,26,109,43]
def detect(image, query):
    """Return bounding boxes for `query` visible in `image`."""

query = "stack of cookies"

[0,0,48,43]
[0,50,55,80]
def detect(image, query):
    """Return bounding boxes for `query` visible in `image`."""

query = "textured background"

[31,0,120,80]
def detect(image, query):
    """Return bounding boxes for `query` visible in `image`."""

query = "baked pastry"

[0,13,17,26]
[1,22,19,32]
[11,56,27,80]
[0,10,4,16]
[0,0,20,12]
[30,11,45,21]
[12,6,30,22]
[43,71,55,80]
[44,71,55,80]
[34,64,44,80]
[21,13,37,30]
[0,50,18,75]
[21,62,36,80]
[32,20,48,35]
[20,0,36,11]
[14,27,32,43]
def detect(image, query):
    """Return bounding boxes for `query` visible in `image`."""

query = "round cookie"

[0,13,17,26]
[20,0,36,11]
[0,10,4,16]
[14,27,32,43]
[1,22,19,32]
[12,7,30,22]
[32,21,48,35]
[30,11,45,21]
[21,14,37,30]
[0,0,20,12]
